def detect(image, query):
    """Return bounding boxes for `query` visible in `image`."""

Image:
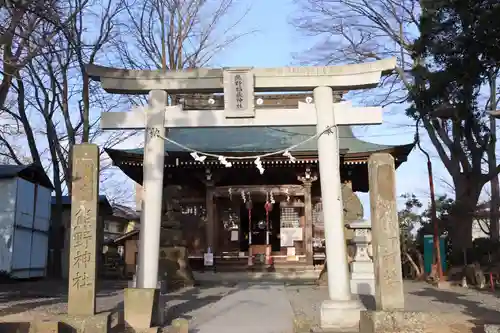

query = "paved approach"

[164,282,294,333]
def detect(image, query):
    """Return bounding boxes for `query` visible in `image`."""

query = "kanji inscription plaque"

[223,68,255,118]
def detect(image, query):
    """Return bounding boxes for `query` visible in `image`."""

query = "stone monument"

[368,153,404,310]
[61,144,115,332]
[68,144,100,316]
[359,153,405,332]
[359,153,458,333]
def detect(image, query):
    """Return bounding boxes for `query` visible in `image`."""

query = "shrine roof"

[108,125,413,156]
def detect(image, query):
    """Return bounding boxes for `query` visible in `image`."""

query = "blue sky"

[206,0,456,217]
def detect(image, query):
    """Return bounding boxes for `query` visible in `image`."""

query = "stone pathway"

[163,282,294,333]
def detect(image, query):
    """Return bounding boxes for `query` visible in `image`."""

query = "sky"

[110,0,485,217]
[208,0,456,216]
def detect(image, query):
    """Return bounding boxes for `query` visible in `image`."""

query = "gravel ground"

[0,280,126,322]
[284,280,500,332]
[2,279,500,332]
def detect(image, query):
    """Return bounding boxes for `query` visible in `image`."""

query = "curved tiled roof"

[119,125,411,154]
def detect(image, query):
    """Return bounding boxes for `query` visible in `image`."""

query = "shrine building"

[108,93,413,274]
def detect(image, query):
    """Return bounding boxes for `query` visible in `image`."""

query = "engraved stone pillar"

[347,220,375,295]
[368,153,404,310]
[68,144,99,316]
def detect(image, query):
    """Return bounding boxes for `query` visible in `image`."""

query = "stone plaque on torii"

[87,58,396,331]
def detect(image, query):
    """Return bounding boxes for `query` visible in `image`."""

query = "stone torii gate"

[87,59,396,331]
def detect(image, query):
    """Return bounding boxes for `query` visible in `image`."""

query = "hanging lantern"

[264,201,273,212]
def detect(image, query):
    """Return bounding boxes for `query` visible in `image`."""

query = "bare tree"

[0,0,90,115]
[114,0,252,71]
[292,0,500,257]
[0,0,137,276]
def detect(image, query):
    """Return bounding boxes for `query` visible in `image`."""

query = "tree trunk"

[489,173,499,240]
[488,72,499,241]
[450,177,482,264]
[405,251,423,280]
[416,250,425,279]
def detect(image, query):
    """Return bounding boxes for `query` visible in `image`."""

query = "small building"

[103,203,140,243]
[0,164,53,279]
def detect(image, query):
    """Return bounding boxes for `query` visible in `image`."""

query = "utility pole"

[416,117,444,282]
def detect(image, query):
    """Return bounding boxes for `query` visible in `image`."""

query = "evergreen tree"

[408,0,500,257]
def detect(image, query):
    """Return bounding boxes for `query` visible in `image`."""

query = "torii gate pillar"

[314,86,362,330]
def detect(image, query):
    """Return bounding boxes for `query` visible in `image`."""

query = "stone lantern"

[347,219,375,295]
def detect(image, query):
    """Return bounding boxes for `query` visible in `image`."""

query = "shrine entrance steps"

[193,268,320,283]
[190,256,321,276]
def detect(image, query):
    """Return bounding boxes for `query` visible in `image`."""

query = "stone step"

[193,270,319,282]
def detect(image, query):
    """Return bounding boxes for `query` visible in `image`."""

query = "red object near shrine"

[247,204,253,266]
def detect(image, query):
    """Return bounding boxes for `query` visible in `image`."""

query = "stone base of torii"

[85,59,404,332]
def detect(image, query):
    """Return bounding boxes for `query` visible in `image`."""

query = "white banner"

[204,253,214,266]
[280,227,303,247]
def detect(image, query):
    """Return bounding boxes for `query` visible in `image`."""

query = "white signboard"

[280,227,303,247]
[204,253,214,266]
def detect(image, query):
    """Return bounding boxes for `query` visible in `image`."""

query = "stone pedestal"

[171,319,189,333]
[57,312,115,333]
[348,220,375,295]
[124,288,161,330]
[320,299,365,332]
